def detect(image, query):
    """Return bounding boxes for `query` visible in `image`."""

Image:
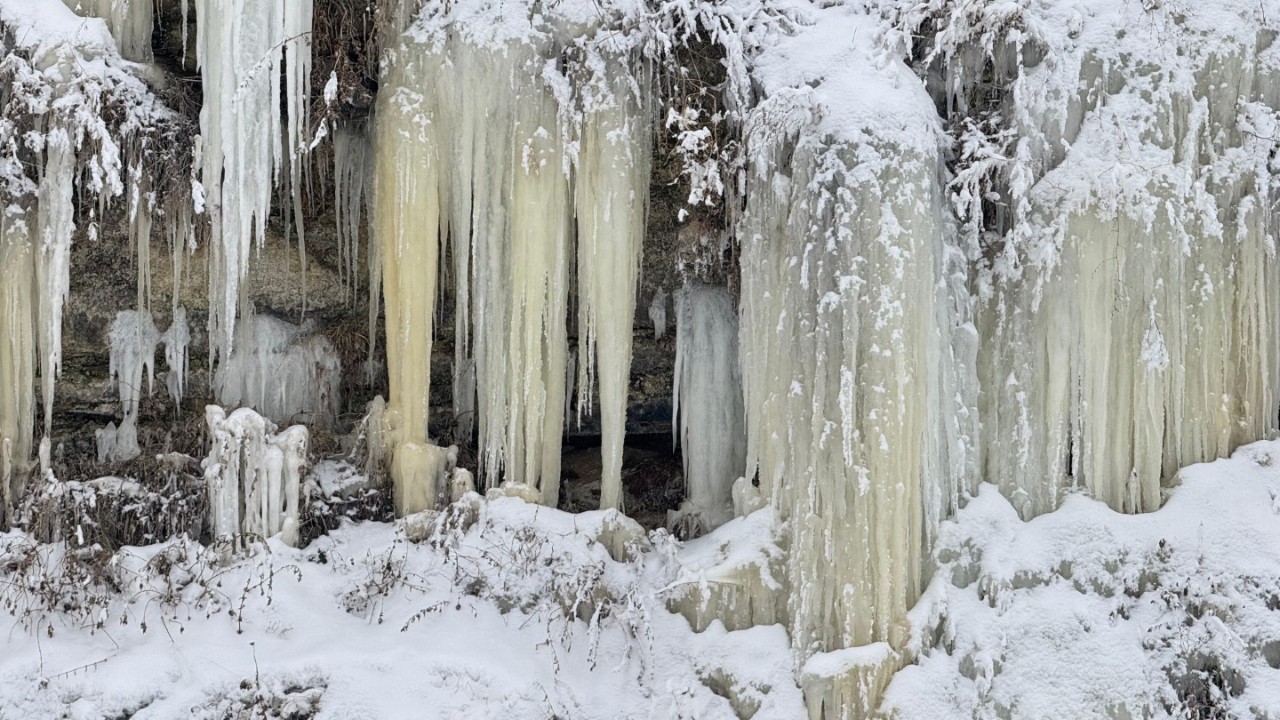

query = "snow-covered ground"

[0,484,802,719]
[887,440,1280,719]
[4,442,1280,718]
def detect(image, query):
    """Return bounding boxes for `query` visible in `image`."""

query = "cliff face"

[2,1,1279,718]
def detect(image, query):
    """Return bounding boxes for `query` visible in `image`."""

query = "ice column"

[671,284,745,531]
[0,209,36,523]
[575,57,652,510]
[203,405,307,547]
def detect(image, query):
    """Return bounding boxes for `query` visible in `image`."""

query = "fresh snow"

[0,493,804,719]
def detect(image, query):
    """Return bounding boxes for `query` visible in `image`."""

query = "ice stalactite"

[60,0,153,62]
[203,405,306,547]
[732,5,974,717]
[670,284,745,533]
[194,0,313,365]
[161,307,190,407]
[213,311,341,430]
[373,4,651,511]
[0,209,36,523]
[35,128,76,448]
[575,55,653,511]
[333,123,372,306]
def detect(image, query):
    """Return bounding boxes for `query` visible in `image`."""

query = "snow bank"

[885,438,1280,719]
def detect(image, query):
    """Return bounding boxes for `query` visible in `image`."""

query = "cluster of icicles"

[3,1,1280,719]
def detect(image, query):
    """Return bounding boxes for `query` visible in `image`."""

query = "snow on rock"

[59,0,153,62]
[665,507,787,634]
[885,438,1280,719]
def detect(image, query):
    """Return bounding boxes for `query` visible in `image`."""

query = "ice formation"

[213,311,342,430]
[96,309,191,463]
[670,284,745,531]
[99,310,160,463]
[60,0,152,62]
[194,0,313,365]
[203,405,307,547]
[373,1,651,510]
[0,0,179,518]
[891,0,1280,518]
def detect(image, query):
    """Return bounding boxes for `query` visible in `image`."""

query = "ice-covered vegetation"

[2,0,1280,717]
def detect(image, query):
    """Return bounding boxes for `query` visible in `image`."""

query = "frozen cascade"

[202,405,307,547]
[897,0,1280,518]
[733,4,975,717]
[195,0,313,365]
[373,3,651,511]
[670,284,745,532]
[213,311,341,430]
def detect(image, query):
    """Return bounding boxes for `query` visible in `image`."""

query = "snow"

[884,438,1280,719]
[0,493,805,719]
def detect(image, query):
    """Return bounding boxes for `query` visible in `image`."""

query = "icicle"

[333,123,371,304]
[195,0,313,365]
[35,128,76,443]
[668,284,745,533]
[649,288,668,340]
[161,307,190,407]
[575,55,652,511]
